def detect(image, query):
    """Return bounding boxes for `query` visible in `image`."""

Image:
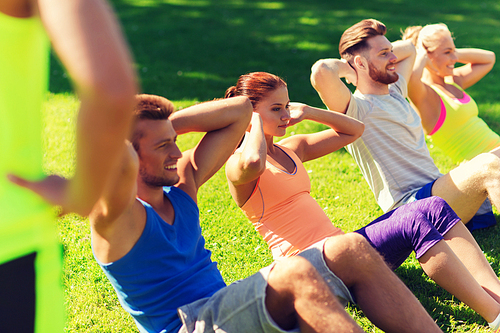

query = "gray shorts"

[177,238,353,333]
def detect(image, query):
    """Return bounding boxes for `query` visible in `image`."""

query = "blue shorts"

[355,197,460,269]
[415,180,496,231]
[177,239,353,333]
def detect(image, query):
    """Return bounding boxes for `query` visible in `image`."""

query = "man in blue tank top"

[89,94,441,332]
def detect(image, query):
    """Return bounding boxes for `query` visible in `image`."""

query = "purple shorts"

[355,197,461,269]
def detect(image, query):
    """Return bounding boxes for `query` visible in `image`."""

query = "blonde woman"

[403,23,498,164]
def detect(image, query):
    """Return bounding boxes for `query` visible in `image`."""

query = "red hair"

[225,72,286,108]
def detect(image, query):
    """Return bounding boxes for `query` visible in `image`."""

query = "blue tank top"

[95,186,226,333]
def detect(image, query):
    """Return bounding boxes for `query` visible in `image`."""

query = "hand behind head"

[343,59,358,86]
[288,102,307,127]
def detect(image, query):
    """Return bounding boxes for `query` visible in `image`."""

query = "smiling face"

[253,85,291,137]
[364,35,399,85]
[135,119,183,188]
[427,33,457,77]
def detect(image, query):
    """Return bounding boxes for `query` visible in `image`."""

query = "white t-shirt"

[345,76,442,212]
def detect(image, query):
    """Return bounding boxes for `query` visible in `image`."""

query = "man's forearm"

[170,96,251,135]
[392,40,416,63]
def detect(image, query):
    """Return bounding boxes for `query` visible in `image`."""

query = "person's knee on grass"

[266,256,363,333]
[323,233,385,286]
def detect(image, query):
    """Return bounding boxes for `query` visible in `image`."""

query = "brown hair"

[339,19,387,62]
[225,72,286,108]
[131,94,175,152]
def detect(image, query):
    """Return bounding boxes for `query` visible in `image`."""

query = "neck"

[137,182,166,210]
[357,77,390,95]
[137,183,176,225]
[265,134,275,154]
[423,67,446,86]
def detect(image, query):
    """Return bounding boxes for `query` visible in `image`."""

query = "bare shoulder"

[174,148,198,203]
[91,198,147,264]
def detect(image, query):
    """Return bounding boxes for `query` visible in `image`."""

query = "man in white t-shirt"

[310,18,499,231]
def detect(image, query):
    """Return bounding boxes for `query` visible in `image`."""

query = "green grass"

[43,0,500,331]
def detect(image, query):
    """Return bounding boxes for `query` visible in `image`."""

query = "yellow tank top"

[429,83,500,163]
[0,11,55,263]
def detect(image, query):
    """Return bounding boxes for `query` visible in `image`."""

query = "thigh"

[355,197,460,269]
[0,253,36,333]
[298,240,354,305]
[432,160,489,223]
[355,210,414,269]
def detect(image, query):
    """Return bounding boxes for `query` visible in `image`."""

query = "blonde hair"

[402,23,452,52]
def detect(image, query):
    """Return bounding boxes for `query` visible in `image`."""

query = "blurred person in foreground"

[0,0,138,331]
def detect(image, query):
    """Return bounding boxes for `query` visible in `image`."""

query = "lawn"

[44,0,500,331]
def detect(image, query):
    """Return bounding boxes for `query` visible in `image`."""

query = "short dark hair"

[131,94,175,152]
[339,19,387,63]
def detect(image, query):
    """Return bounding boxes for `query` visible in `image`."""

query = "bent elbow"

[311,59,328,74]
[243,154,266,175]
[79,57,139,122]
[231,96,253,128]
[236,96,253,116]
[82,73,138,134]
[97,71,138,115]
[344,121,364,144]
[310,61,326,85]
[310,60,331,89]
[354,122,365,140]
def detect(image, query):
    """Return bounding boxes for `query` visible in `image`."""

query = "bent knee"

[323,233,389,283]
[326,232,371,250]
[324,233,377,262]
[413,197,452,217]
[470,153,500,175]
[269,256,322,293]
[271,256,317,282]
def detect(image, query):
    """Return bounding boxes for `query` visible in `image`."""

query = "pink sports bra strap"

[428,97,447,136]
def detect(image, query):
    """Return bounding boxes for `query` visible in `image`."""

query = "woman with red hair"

[224,71,500,329]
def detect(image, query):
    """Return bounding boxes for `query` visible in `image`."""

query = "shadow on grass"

[347,221,500,331]
[471,223,500,274]
[396,263,486,330]
[395,222,500,330]
[50,0,500,110]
